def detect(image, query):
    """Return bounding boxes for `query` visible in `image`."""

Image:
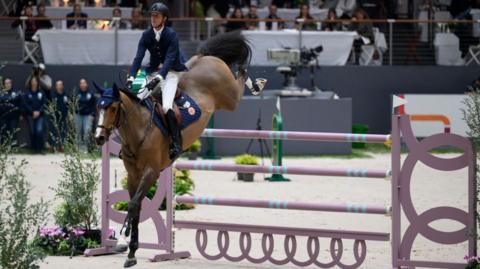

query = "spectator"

[75,79,96,149]
[266,4,284,30]
[336,0,356,18]
[25,63,53,99]
[231,0,251,7]
[246,5,259,30]
[321,0,340,9]
[35,3,53,29]
[295,4,316,30]
[272,0,296,8]
[130,7,147,29]
[0,78,21,144]
[11,5,37,41]
[110,7,129,29]
[67,3,88,29]
[357,0,380,19]
[49,80,69,151]
[23,76,46,154]
[323,8,341,31]
[349,8,374,64]
[226,7,247,32]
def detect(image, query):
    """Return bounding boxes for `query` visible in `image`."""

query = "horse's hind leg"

[237,66,267,96]
[124,167,157,268]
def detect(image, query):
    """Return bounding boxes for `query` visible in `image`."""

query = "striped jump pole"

[175,161,391,179]
[176,195,392,215]
[202,129,391,143]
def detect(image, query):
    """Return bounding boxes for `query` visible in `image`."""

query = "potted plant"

[186,139,202,160]
[234,154,259,182]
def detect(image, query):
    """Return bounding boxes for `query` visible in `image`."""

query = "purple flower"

[73,227,85,236]
[107,228,115,238]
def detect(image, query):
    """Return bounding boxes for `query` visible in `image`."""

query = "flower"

[73,227,85,236]
[108,228,115,238]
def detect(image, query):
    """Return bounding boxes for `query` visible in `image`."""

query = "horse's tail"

[197,31,251,67]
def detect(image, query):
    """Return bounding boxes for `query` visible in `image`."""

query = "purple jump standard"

[175,161,391,179]
[202,129,391,143]
[175,195,392,215]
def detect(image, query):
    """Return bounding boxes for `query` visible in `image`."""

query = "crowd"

[0,64,97,154]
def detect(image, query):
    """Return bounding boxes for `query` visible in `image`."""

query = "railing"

[0,16,477,66]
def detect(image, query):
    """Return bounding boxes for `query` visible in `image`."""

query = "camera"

[300,45,323,65]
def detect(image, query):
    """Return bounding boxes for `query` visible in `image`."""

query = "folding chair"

[465,45,480,66]
[17,26,40,64]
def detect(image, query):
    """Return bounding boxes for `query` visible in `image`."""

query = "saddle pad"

[142,92,202,136]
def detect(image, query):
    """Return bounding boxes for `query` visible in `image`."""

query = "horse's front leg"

[124,167,157,268]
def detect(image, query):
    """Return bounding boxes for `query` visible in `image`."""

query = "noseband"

[97,102,122,137]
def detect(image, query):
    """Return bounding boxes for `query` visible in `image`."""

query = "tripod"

[246,108,271,160]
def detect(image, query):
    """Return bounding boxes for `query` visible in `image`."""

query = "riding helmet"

[150,2,170,18]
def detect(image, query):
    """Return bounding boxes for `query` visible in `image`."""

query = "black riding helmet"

[150,2,170,18]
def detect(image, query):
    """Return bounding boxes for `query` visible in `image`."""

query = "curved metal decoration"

[392,115,477,268]
[194,229,368,269]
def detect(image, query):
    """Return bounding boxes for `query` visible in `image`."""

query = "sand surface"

[19,152,475,269]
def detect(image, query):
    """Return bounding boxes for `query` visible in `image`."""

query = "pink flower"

[73,227,85,236]
[107,228,115,238]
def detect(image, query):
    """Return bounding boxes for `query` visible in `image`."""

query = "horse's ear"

[112,83,120,99]
[92,81,104,95]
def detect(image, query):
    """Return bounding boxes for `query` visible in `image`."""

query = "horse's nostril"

[96,136,106,145]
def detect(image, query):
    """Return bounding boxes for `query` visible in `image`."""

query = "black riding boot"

[166,109,183,160]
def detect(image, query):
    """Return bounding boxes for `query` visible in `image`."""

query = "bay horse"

[93,32,262,267]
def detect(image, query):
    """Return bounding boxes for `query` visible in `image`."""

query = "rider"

[126,2,187,160]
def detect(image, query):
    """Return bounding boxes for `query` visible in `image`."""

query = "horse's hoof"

[114,244,128,253]
[123,257,137,268]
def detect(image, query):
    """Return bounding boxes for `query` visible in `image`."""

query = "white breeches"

[148,71,179,113]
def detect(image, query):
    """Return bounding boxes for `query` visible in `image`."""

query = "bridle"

[96,97,154,160]
[97,101,122,138]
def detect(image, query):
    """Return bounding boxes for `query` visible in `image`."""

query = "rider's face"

[151,13,166,29]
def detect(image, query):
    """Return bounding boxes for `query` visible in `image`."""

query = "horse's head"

[94,82,121,146]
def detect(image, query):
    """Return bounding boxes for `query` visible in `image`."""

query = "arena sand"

[20,152,475,269]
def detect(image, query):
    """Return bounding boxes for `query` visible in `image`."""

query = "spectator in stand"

[11,5,37,41]
[295,4,316,30]
[67,3,88,29]
[23,76,46,154]
[25,63,53,99]
[110,7,129,29]
[321,0,339,9]
[74,79,96,149]
[49,80,69,151]
[130,7,147,29]
[226,7,247,32]
[323,8,342,31]
[231,0,251,7]
[246,4,259,30]
[357,0,380,19]
[349,8,374,64]
[266,4,284,30]
[35,3,53,29]
[0,78,21,144]
[336,0,356,18]
[272,0,296,8]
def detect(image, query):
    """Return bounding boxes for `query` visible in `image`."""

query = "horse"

[93,32,262,268]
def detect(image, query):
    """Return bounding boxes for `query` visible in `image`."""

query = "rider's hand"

[126,76,134,89]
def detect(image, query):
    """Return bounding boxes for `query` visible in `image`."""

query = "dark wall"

[3,64,479,134]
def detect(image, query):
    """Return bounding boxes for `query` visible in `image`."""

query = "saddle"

[141,89,202,137]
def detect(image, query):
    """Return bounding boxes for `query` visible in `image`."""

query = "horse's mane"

[197,31,252,67]
[119,88,141,103]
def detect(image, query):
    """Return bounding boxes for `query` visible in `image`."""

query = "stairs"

[0,21,23,63]
[383,23,436,65]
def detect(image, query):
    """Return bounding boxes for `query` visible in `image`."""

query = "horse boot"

[166,109,183,160]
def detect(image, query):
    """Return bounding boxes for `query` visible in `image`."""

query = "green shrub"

[0,133,48,269]
[234,154,259,165]
[113,169,195,211]
[187,139,202,153]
